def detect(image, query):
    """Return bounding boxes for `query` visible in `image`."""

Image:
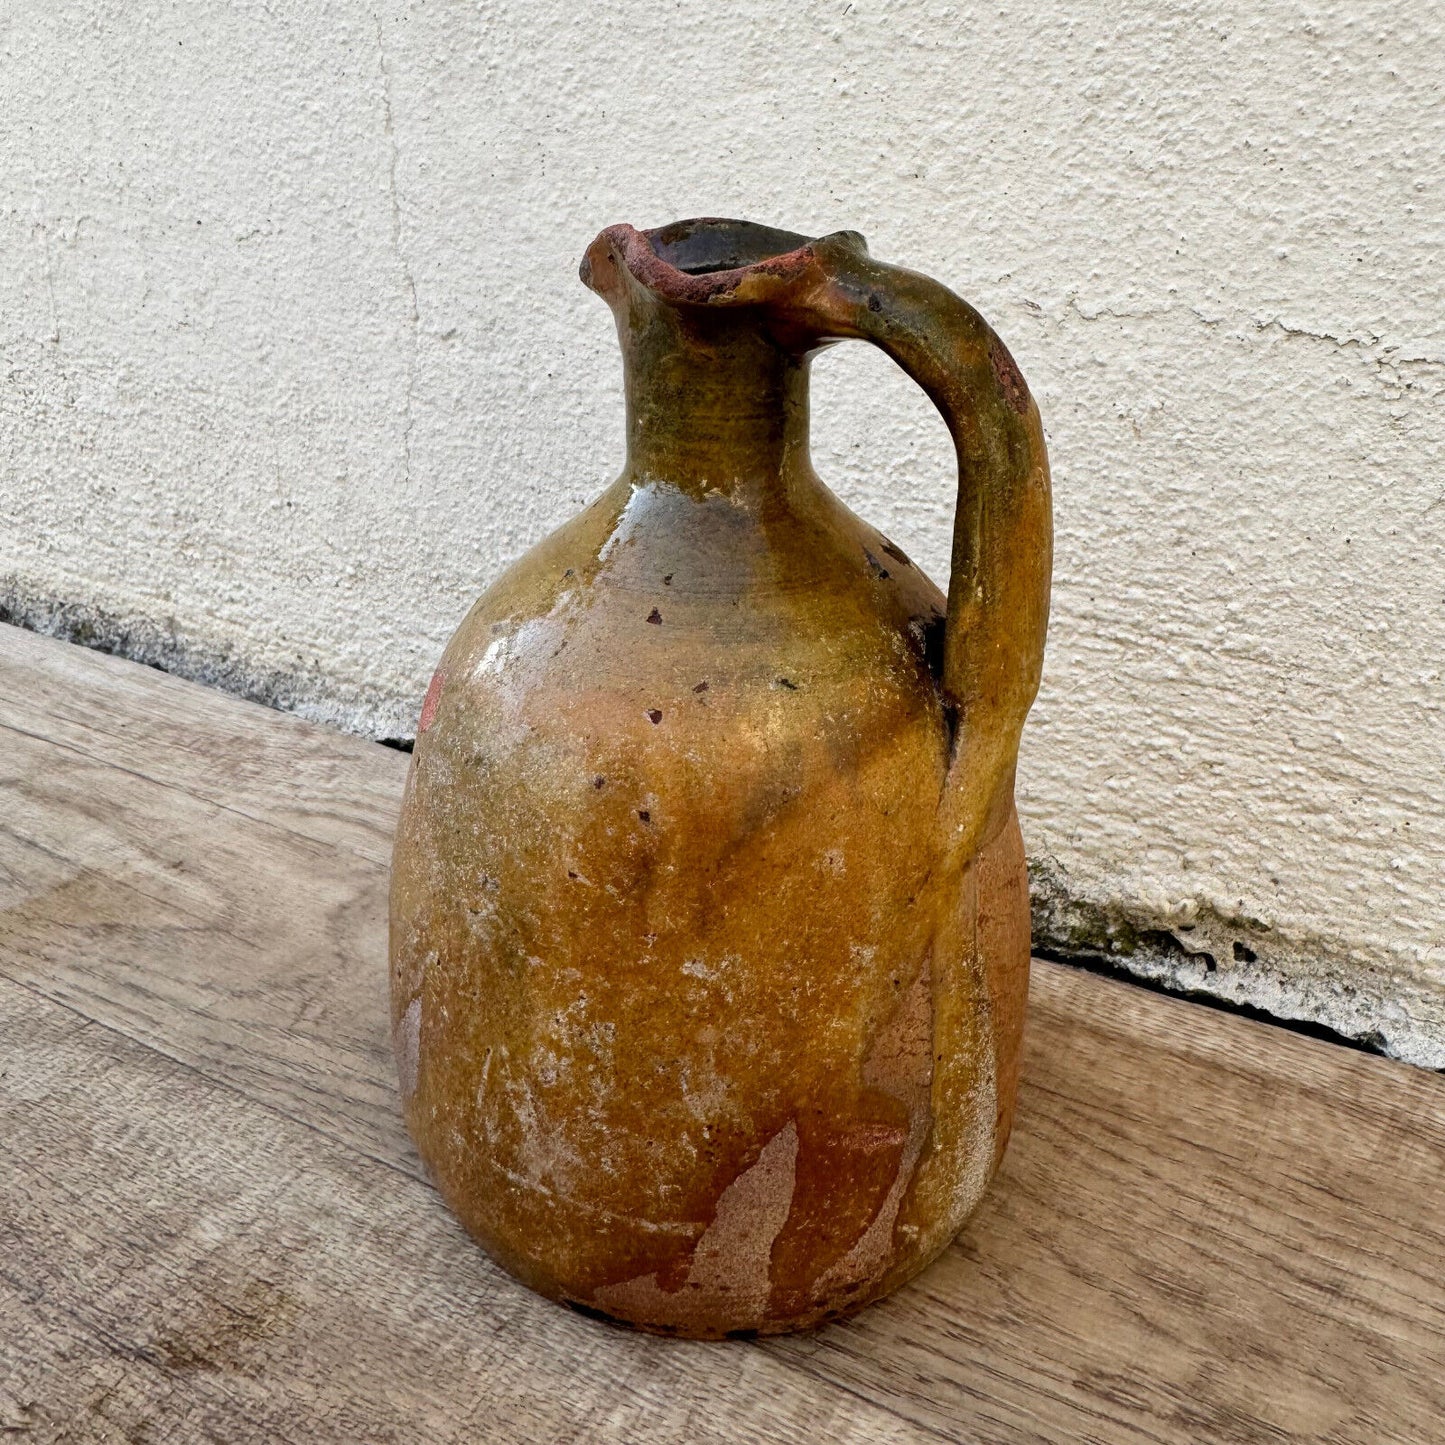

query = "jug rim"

[582,217,865,308]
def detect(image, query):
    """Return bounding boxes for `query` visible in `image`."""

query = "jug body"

[390,218,1050,1336]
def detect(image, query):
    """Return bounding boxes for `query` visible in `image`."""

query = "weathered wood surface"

[1,621,1441,1444]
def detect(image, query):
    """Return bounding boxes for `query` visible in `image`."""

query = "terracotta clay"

[389,218,1052,1337]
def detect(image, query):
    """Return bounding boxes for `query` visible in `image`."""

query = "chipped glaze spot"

[592,1120,799,1333]
[417,670,445,734]
[394,998,421,1102]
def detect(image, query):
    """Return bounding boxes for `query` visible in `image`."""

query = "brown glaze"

[389,218,1052,1337]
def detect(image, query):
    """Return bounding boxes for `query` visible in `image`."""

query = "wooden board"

[1,621,1441,1444]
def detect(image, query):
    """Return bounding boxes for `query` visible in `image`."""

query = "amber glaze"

[390,219,1052,1337]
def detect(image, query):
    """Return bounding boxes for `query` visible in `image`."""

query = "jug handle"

[793,238,1053,857]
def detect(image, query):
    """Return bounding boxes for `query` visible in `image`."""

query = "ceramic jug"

[390,218,1051,1337]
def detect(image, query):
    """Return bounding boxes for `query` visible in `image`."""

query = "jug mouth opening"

[646,218,814,276]
[583,217,857,307]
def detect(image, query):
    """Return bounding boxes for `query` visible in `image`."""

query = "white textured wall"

[4,1,1442,1063]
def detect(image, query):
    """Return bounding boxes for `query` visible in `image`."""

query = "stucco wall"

[4,1,1442,1064]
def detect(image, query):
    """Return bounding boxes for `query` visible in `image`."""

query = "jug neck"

[619,299,811,494]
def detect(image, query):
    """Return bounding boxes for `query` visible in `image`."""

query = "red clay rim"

[594,218,824,306]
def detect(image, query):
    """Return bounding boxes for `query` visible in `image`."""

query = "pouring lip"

[582,217,859,307]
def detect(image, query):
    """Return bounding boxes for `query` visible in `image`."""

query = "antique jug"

[390,218,1051,1337]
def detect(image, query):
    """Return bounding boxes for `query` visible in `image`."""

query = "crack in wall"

[1066,296,1175,323]
[1059,294,1445,381]
[373,8,419,491]
[35,222,61,345]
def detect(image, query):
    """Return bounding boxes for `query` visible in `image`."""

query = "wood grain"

[2,622,1442,1443]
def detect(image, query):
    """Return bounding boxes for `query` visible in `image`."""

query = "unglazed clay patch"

[815,958,935,1295]
[591,1121,799,1332]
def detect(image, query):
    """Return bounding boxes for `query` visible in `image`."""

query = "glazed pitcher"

[390,218,1051,1337]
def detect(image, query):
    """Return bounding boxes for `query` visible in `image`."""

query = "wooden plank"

[0,622,410,1175]
[773,963,1445,1443]
[0,619,407,863]
[2,622,1443,1443]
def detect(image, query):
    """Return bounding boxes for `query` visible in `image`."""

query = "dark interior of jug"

[646,218,813,275]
